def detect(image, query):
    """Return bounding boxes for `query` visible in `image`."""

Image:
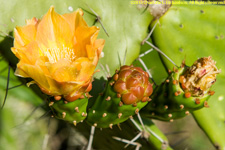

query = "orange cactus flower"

[11,6,105,102]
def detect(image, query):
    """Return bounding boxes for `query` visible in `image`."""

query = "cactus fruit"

[141,57,220,121]
[86,65,153,128]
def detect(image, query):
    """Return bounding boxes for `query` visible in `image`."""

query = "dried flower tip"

[180,56,221,97]
[141,0,171,19]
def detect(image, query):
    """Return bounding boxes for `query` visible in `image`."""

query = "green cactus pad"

[48,97,88,125]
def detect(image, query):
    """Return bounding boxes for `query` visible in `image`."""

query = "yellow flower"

[11,6,105,102]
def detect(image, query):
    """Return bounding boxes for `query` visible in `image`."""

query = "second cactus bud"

[86,65,153,128]
[113,65,153,105]
[142,57,221,121]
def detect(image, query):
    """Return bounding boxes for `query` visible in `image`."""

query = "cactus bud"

[113,65,153,105]
[87,65,153,128]
[141,57,221,121]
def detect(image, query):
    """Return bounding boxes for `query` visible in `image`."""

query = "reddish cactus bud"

[113,65,153,105]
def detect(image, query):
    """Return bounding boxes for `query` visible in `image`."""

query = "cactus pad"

[48,96,89,125]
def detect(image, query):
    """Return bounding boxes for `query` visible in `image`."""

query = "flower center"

[44,44,76,63]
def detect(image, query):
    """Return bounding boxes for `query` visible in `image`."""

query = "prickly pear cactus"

[1,0,225,150]
[86,65,153,128]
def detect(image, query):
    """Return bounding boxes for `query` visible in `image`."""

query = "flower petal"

[46,59,76,82]
[11,41,40,65]
[15,62,61,95]
[63,8,84,34]
[74,26,99,57]
[94,39,105,57]
[74,9,87,28]
[36,6,73,53]
[14,18,38,48]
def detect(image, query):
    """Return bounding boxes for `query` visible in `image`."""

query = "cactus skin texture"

[142,57,220,121]
[86,65,153,128]
[48,96,89,125]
